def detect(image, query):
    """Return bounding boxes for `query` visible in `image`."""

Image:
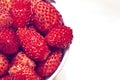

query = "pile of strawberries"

[0,0,73,80]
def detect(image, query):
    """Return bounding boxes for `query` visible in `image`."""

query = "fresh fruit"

[45,26,73,48]
[37,49,63,78]
[31,0,55,11]
[11,51,36,69]
[32,1,63,34]
[0,5,13,28]
[10,0,31,28]
[0,0,73,79]
[17,27,51,61]
[9,65,42,80]
[0,0,12,12]
[0,27,20,54]
[0,54,9,76]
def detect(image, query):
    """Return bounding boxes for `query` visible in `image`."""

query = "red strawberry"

[0,27,20,54]
[30,0,55,25]
[0,54,9,77]
[0,6,13,28]
[37,49,62,78]
[0,0,12,12]
[10,0,31,28]
[11,51,36,69]
[17,27,51,61]
[32,1,63,35]
[9,65,42,80]
[45,26,73,48]
[31,0,55,11]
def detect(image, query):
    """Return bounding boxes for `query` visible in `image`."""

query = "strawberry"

[9,65,42,80]
[45,26,73,48]
[32,1,63,35]
[37,49,62,78]
[31,0,55,11]
[0,6,13,28]
[17,27,51,61]
[30,0,55,25]
[11,51,36,69]
[10,0,31,28]
[0,0,12,12]
[0,54,9,77]
[0,27,20,54]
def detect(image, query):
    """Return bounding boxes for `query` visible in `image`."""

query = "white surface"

[54,0,120,80]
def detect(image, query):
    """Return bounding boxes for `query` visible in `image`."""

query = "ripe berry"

[45,26,73,48]
[17,27,51,61]
[33,1,63,34]
[37,49,62,78]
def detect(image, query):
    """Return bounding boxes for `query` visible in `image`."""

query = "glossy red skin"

[9,65,43,80]
[17,27,51,61]
[11,51,36,69]
[10,0,31,28]
[0,28,20,54]
[37,49,62,78]
[31,0,55,10]
[45,26,73,48]
[33,1,63,35]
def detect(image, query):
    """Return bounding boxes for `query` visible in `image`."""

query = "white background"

[53,0,120,80]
